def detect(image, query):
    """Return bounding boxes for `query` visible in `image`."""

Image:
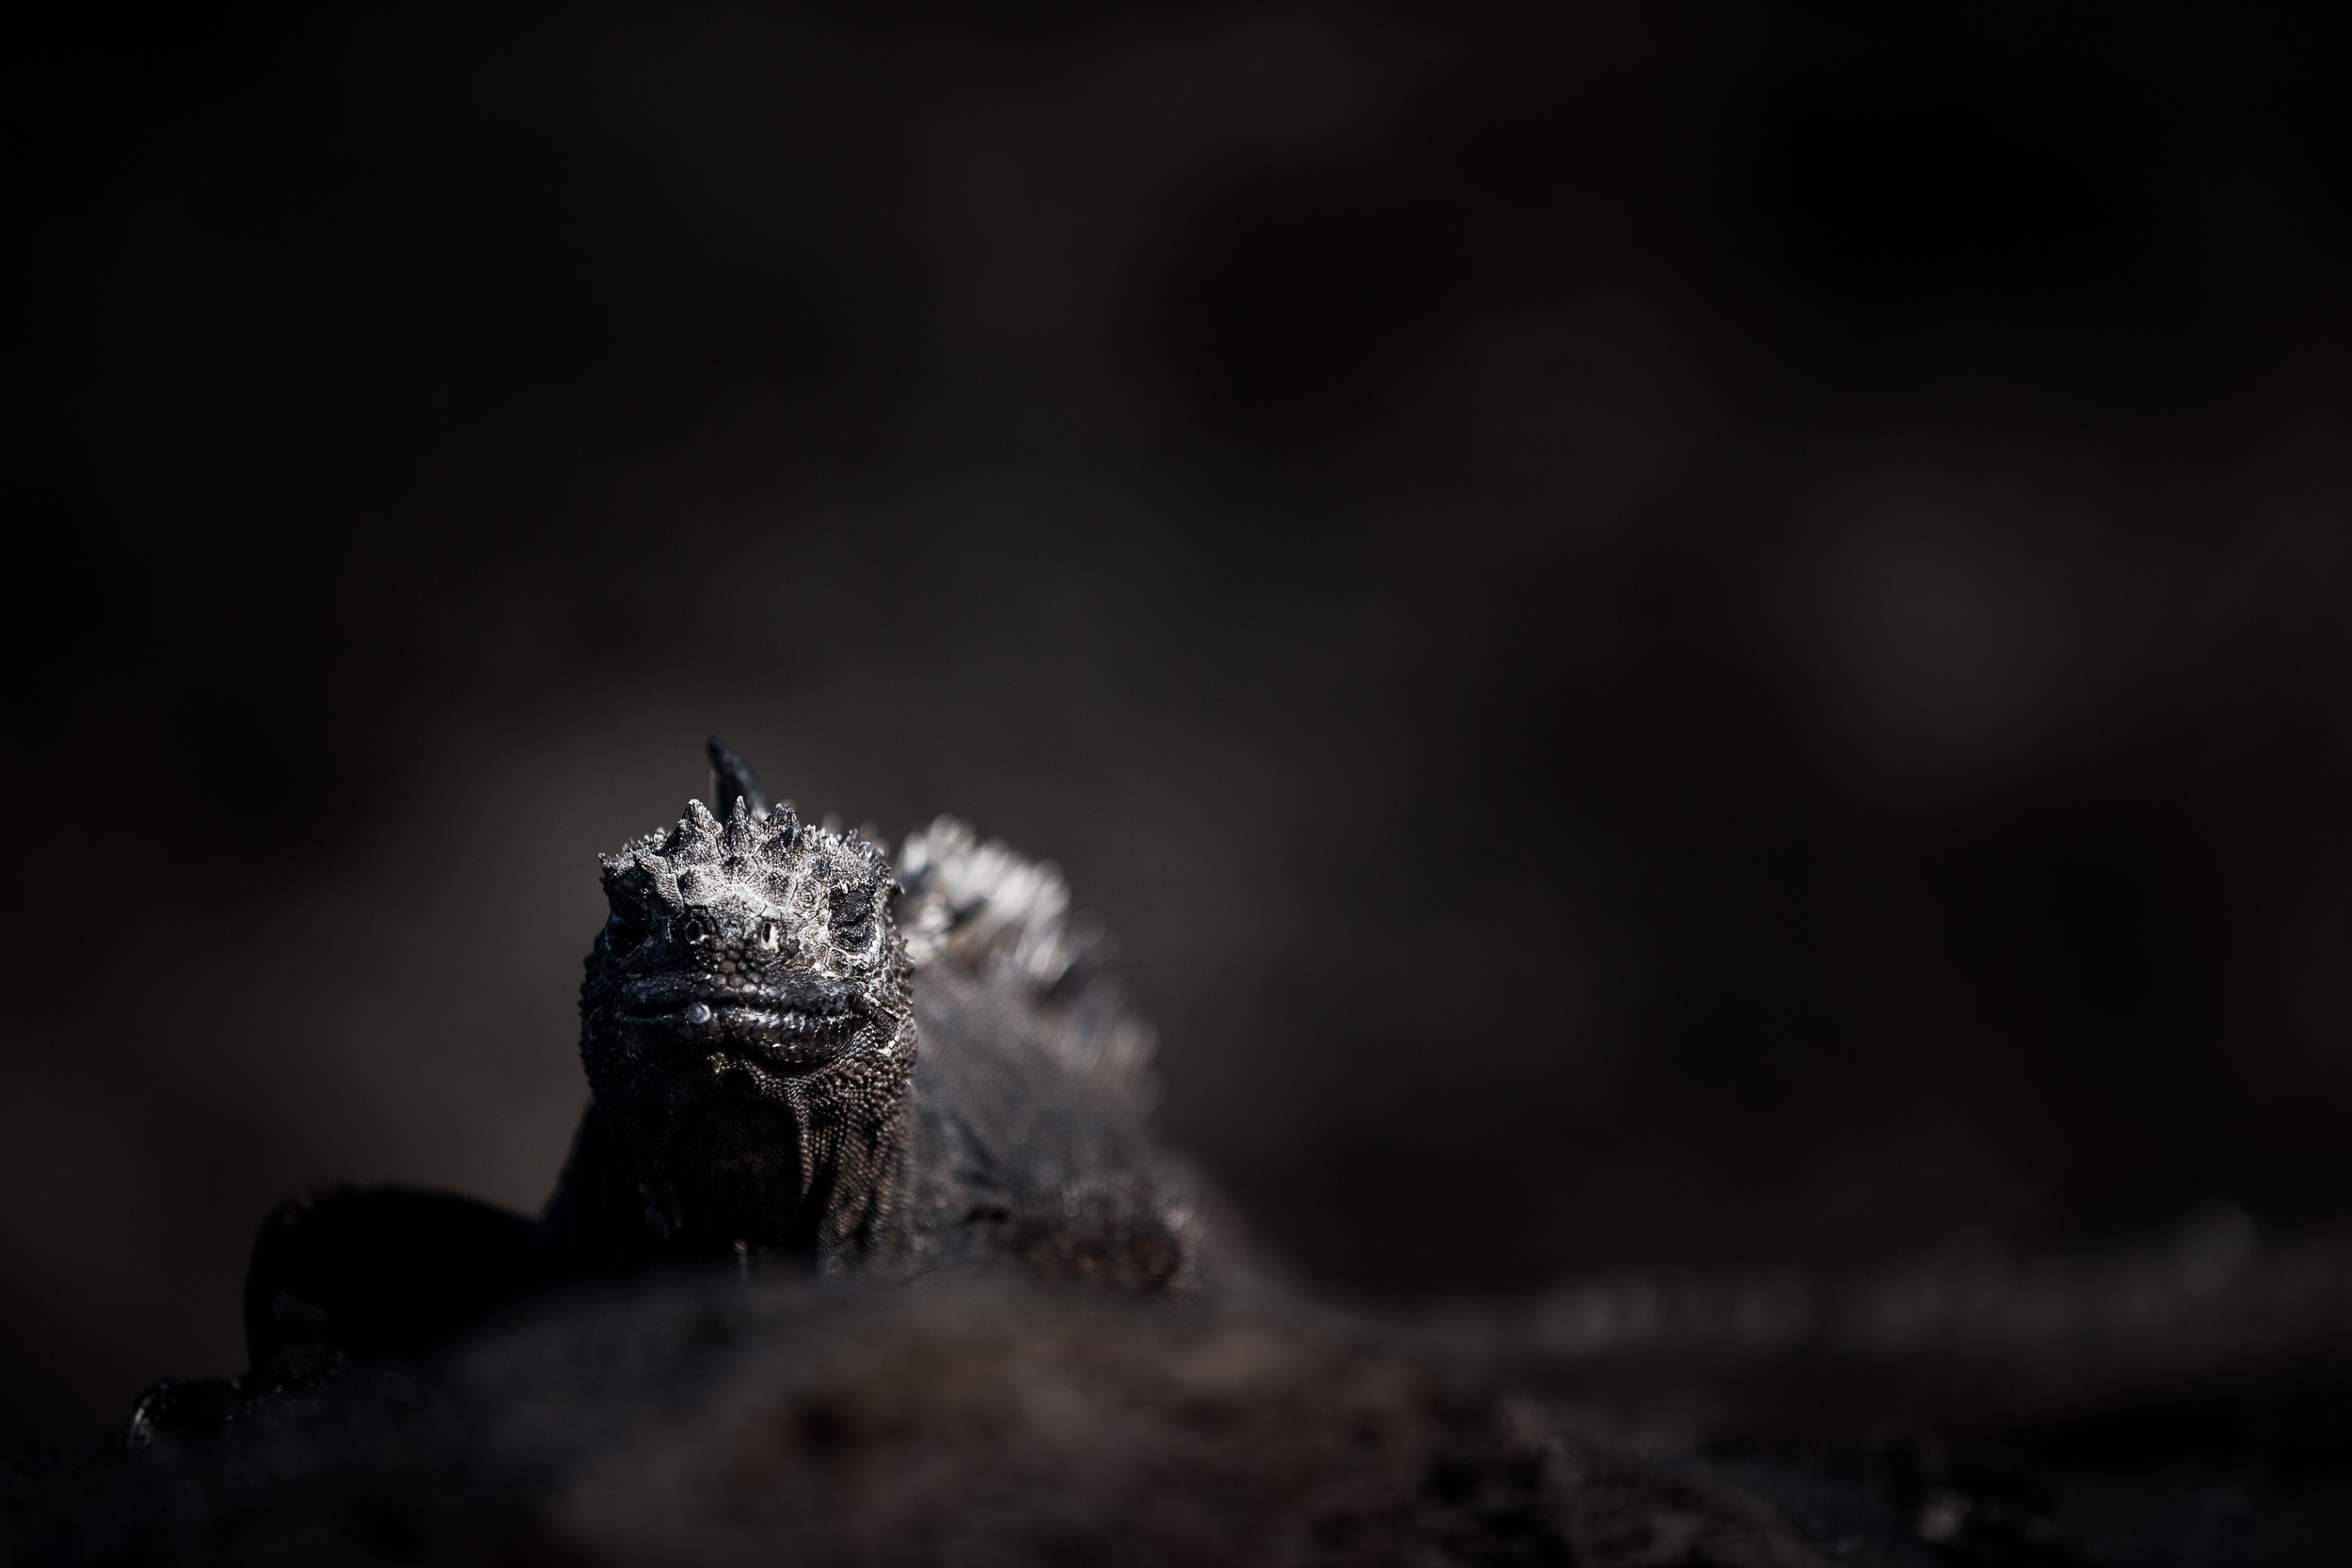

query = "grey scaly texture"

[896,815,1158,1107]
[535,739,1197,1291]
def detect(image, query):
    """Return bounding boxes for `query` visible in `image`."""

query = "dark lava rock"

[0,1272,1819,1567]
[15,1220,2352,1564]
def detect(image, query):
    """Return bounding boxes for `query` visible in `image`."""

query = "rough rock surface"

[2,1275,1819,1567]
[13,1233,2348,1565]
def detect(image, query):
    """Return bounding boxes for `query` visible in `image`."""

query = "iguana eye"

[604,909,648,954]
[758,920,782,952]
[829,885,877,947]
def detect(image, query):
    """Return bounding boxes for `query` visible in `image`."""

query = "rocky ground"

[8,1216,2351,1566]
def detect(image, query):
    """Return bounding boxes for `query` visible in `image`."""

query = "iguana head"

[577,738,914,1257]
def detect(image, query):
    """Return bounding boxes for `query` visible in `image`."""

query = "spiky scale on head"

[706,734,772,823]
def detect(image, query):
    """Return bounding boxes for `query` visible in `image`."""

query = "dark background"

[7,6,2346,1447]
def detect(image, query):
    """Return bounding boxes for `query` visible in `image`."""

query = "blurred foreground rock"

[3,1274,1816,1567]
[8,1219,2352,1566]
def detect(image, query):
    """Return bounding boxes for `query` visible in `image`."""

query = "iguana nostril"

[687,1002,712,1025]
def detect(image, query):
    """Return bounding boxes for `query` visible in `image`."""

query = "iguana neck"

[538,1043,916,1273]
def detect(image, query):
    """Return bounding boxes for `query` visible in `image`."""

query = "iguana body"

[241,740,1197,1373]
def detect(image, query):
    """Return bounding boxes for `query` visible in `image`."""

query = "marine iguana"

[233,738,1199,1377]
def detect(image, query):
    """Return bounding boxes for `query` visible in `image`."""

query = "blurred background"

[7,6,2345,1446]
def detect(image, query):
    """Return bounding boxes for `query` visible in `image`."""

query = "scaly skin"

[539,785,918,1274]
[533,738,1199,1290]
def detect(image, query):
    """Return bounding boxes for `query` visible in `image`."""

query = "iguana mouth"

[616,978,873,1069]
